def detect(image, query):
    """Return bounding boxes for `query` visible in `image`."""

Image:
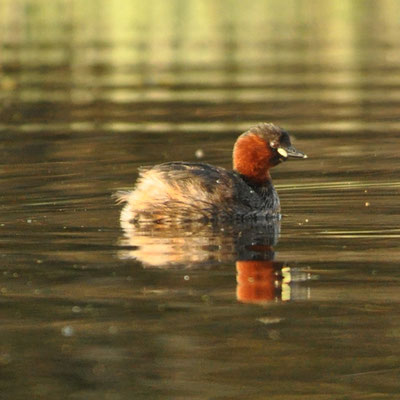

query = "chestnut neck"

[233,133,275,185]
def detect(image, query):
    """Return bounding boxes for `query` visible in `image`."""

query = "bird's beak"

[277,146,307,159]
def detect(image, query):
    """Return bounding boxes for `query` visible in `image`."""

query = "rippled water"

[1,0,400,398]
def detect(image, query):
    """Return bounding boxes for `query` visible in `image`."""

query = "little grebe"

[116,123,307,223]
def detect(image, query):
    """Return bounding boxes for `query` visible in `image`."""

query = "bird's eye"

[270,140,279,148]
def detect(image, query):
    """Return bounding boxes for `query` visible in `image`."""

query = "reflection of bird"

[118,220,280,269]
[118,220,310,303]
[116,123,307,224]
[236,260,284,303]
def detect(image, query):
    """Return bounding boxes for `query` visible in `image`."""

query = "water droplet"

[61,326,74,337]
[195,149,204,159]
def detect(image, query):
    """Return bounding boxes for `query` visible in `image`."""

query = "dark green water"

[1,1,400,399]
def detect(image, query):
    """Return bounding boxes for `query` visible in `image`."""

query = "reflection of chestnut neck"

[236,260,283,303]
[233,134,276,185]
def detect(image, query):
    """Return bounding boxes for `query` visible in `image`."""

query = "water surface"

[1,1,400,399]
